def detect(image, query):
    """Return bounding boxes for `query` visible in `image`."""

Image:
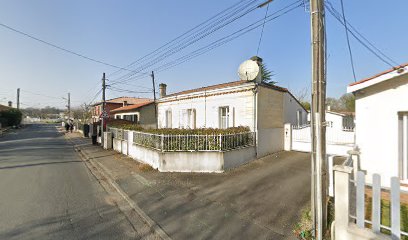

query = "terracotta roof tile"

[163,80,288,98]
[92,97,152,106]
[0,104,11,111]
[110,100,154,113]
[349,62,408,87]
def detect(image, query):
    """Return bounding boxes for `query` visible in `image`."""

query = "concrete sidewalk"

[68,132,311,240]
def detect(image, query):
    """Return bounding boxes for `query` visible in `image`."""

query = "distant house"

[0,104,11,112]
[157,80,307,157]
[110,100,156,129]
[306,108,355,130]
[91,97,151,122]
[347,63,408,183]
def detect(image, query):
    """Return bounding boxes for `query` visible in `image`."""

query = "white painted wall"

[353,74,408,182]
[111,130,255,172]
[326,112,345,130]
[158,85,255,130]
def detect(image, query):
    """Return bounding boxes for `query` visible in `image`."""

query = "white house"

[157,80,307,157]
[306,108,355,131]
[347,63,408,184]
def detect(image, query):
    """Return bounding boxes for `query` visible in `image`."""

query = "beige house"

[110,100,156,129]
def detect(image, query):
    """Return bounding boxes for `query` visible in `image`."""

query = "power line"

[339,0,356,82]
[107,0,258,78]
[325,2,400,68]
[0,22,132,71]
[109,0,264,84]
[111,1,302,85]
[20,89,64,100]
[256,3,270,55]
[87,89,102,106]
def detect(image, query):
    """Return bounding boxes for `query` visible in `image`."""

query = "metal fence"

[107,127,126,140]
[131,131,255,152]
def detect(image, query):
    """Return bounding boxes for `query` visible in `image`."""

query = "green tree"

[250,56,276,84]
[301,101,311,111]
[339,93,355,112]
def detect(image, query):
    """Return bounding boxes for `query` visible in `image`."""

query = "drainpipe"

[253,83,259,158]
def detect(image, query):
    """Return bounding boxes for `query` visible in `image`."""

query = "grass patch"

[365,197,408,239]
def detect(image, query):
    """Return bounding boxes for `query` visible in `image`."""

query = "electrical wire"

[111,1,302,85]
[256,3,270,55]
[325,2,400,68]
[107,0,258,78]
[109,0,263,84]
[339,0,356,82]
[20,89,64,100]
[0,22,133,71]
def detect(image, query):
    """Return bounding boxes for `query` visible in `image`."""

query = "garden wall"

[110,129,256,172]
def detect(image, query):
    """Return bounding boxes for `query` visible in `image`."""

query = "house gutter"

[253,83,259,158]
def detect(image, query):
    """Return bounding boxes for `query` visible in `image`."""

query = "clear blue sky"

[0,0,406,109]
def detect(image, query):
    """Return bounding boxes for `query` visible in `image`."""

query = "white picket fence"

[333,166,408,240]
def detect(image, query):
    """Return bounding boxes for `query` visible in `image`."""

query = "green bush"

[0,108,22,127]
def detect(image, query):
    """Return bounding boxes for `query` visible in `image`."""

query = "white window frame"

[165,110,172,128]
[219,106,229,129]
[180,109,196,129]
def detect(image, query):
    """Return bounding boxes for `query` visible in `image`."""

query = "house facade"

[307,109,355,130]
[91,97,151,122]
[347,63,408,183]
[157,80,307,157]
[110,100,156,129]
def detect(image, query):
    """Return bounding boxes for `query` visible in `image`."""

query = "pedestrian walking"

[65,122,70,133]
[69,122,74,133]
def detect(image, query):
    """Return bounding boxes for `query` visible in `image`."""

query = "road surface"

[0,124,139,240]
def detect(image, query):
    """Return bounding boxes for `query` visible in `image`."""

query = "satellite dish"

[238,60,260,81]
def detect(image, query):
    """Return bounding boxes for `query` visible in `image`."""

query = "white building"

[306,109,355,131]
[347,63,408,183]
[157,80,307,157]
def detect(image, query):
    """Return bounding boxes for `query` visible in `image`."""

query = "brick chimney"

[8,101,12,107]
[123,101,128,107]
[159,83,167,98]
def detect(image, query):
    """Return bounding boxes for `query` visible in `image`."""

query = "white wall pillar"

[103,132,112,149]
[284,123,292,151]
[334,165,353,240]
[403,114,408,180]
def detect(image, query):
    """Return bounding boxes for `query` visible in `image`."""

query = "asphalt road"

[0,124,138,240]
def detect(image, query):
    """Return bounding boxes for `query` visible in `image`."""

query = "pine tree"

[250,56,276,85]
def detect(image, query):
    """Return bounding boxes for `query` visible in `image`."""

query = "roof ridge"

[349,62,408,87]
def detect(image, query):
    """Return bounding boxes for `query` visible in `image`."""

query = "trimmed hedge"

[0,108,22,127]
[108,120,251,135]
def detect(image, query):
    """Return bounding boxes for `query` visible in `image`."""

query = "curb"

[71,138,171,240]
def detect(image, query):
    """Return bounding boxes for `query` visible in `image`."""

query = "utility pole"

[310,0,327,239]
[67,93,71,119]
[17,88,20,109]
[151,71,158,129]
[101,73,106,140]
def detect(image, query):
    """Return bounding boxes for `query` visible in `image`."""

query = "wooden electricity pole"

[151,71,158,129]
[310,0,327,239]
[101,73,106,139]
[17,88,20,109]
[67,92,71,119]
